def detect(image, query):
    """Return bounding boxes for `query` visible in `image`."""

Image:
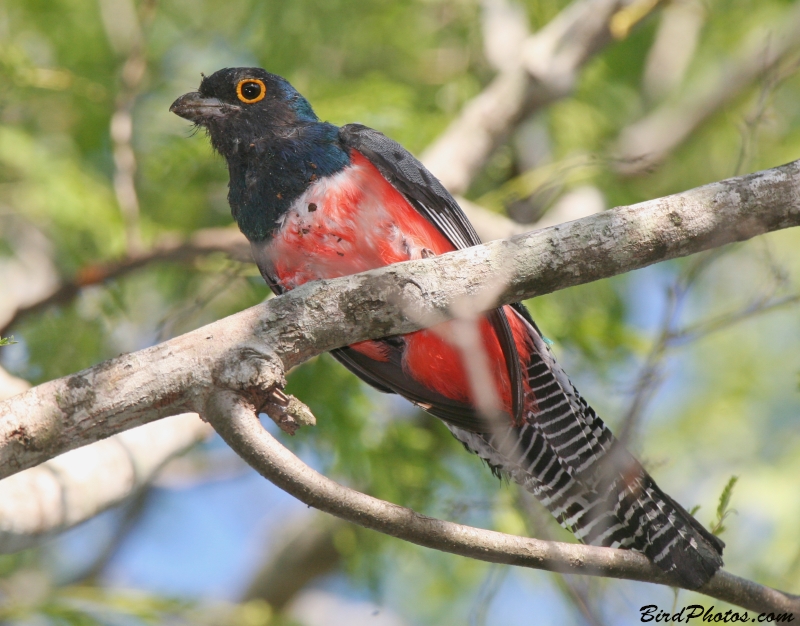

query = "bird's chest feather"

[251,151,454,289]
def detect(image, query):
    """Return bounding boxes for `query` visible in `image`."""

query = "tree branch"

[0,199,555,339]
[1,158,799,480]
[421,0,639,194]
[205,390,800,614]
[615,2,800,175]
[101,0,159,254]
[0,412,211,553]
[0,227,251,337]
[516,490,609,626]
[240,515,344,611]
[0,343,213,554]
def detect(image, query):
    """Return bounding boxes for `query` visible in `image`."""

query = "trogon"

[171,67,724,588]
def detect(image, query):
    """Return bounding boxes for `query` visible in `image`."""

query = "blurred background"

[1,0,800,624]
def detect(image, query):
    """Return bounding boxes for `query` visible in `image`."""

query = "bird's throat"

[225,123,350,242]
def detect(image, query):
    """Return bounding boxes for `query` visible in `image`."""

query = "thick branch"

[0,202,549,337]
[1,159,799,479]
[206,391,800,614]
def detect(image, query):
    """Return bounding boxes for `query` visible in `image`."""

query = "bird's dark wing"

[338,123,525,425]
[339,124,481,248]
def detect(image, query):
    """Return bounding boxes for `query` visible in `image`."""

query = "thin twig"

[733,52,800,177]
[618,247,799,447]
[673,292,800,345]
[0,227,251,336]
[468,564,508,626]
[68,486,152,584]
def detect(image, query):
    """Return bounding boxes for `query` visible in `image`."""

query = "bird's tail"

[448,315,724,589]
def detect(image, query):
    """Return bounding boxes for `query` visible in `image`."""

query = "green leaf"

[710,475,739,537]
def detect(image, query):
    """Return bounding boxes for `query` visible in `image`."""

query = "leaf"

[710,475,739,537]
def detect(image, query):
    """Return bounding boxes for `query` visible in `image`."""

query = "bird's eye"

[236,79,266,104]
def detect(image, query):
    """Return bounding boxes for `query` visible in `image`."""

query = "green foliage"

[0,336,15,347]
[0,583,276,626]
[524,276,641,372]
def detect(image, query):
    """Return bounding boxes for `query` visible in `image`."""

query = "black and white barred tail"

[448,317,724,589]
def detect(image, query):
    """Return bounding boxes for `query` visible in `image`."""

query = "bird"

[170,67,724,588]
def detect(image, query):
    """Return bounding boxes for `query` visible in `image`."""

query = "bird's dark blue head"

[170,67,350,241]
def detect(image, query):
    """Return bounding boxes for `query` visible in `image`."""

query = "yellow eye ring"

[236,78,266,104]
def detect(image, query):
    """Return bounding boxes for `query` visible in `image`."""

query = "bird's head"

[170,67,319,157]
[170,67,348,241]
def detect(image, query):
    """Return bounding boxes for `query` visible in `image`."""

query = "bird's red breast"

[255,150,527,413]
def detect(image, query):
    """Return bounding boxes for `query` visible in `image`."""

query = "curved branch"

[1,158,799,480]
[205,391,800,615]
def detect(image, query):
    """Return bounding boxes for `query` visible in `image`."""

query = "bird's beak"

[169,92,239,123]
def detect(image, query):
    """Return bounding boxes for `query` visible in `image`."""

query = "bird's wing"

[338,123,525,425]
[339,124,481,248]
